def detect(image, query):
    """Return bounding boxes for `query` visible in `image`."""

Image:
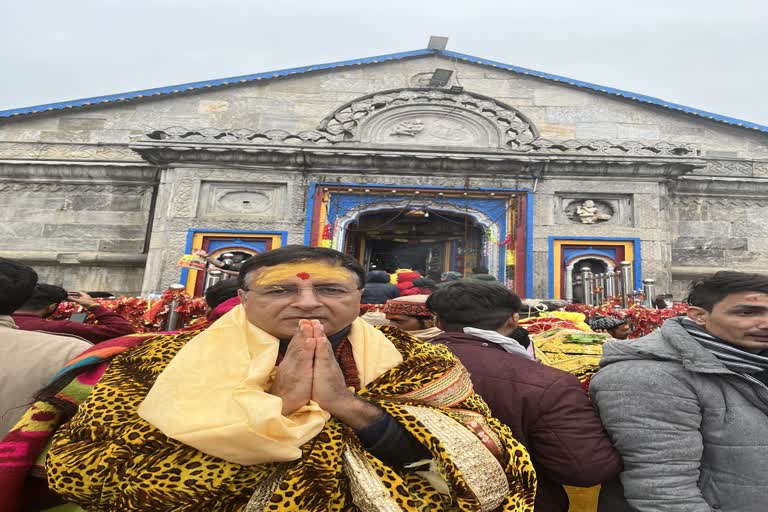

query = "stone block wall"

[669,195,768,298]
[0,164,157,295]
[30,263,146,297]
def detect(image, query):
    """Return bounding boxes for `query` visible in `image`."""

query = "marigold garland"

[53,293,208,333]
[565,298,688,338]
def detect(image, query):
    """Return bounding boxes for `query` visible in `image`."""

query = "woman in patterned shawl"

[47,246,536,512]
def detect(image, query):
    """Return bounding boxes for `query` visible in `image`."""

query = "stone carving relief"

[137,89,700,158]
[688,159,754,177]
[565,199,614,224]
[0,142,141,162]
[558,196,630,225]
[672,196,768,208]
[320,88,536,149]
[0,182,149,194]
[169,180,199,218]
[389,120,424,137]
[430,122,470,142]
[523,139,698,157]
[362,106,501,148]
[144,126,339,145]
[197,181,288,220]
[140,126,699,158]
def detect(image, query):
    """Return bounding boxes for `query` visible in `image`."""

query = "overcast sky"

[2,0,766,126]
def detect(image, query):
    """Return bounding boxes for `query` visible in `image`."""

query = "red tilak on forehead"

[296,272,311,280]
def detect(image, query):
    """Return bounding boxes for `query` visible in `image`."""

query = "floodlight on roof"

[427,36,449,50]
[429,69,453,88]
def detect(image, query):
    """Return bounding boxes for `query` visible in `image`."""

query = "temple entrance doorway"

[569,258,610,304]
[310,185,530,294]
[343,209,485,279]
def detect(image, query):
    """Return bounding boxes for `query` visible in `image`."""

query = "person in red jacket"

[13,284,135,343]
[400,277,437,296]
[426,281,622,512]
[394,271,421,293]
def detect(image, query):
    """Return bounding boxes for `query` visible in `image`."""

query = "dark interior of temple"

[343,209,484,275]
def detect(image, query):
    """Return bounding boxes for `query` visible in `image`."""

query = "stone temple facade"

[1,48,767,300]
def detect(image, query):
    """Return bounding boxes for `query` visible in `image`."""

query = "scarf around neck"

[462,327,533,359]
[138,306,403,465]
[407,326,444,341]
[681,318,768,381]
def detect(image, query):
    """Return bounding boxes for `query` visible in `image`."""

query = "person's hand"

[68,291,96,308]
[311,325,383,429]
[311,327,354,414]
[270,319,316,416]
[193,249,209,258]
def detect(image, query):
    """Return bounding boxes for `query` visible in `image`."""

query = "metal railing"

[572,261,661,308]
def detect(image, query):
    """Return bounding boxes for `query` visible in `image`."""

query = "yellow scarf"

[138,305,403,465]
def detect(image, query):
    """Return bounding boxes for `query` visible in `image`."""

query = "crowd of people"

[1,248,767,512]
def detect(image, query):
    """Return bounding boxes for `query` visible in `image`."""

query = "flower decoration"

[53,292,209,333]
[565,298,687,338]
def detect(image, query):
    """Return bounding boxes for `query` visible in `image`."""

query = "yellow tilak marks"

[252,261,353,286]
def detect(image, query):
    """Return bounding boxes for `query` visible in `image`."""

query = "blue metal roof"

[1,48,766,134]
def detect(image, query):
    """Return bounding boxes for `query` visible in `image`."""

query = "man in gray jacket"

[591,271,768,512]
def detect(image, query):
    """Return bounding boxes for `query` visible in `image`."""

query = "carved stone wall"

[0,142,143,162]
[0,164,156,295]
[669,193,768,298]
[688,159,760,177]
[321,89,536,149]
[1,53,767,297]
[197,181,288,219]
[141,167,308,292]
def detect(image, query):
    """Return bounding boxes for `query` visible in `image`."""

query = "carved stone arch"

[318,88,538,150]
[566,254,616,273]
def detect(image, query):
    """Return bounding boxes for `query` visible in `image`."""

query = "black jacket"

[465,273,501,283]
[361,271,400,304]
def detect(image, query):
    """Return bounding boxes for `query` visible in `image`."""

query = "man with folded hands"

[47,245,537,512]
